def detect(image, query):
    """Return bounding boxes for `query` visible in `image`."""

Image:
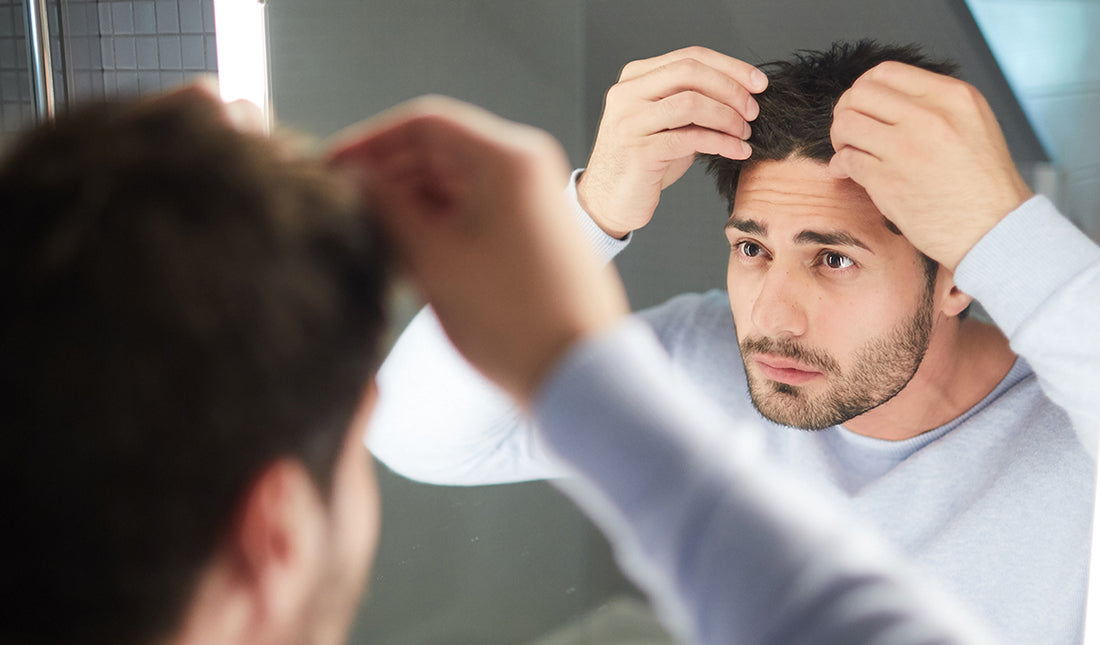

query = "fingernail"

[742,121,752,139]
[740,140,752,158]
[751,69,768,92]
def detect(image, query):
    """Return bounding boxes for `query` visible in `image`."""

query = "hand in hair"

[578,46,768,239]
[329,96,629,404]
[828,61,1032,272]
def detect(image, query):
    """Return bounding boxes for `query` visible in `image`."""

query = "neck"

[842,315,1016,441]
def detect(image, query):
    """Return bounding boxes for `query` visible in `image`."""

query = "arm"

[365,46,762,483]
[829,61,1100,449]
[953,195,1100,453]
[536,318,997,645]
[364,170,628,485]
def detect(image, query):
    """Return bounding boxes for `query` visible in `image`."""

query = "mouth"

[753,355,824,386]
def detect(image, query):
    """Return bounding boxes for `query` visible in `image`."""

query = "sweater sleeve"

[366,169,633,484]
[533,318,999,645]
[953,195,1100,456]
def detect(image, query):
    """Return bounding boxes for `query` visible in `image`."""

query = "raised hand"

[829,61,1033,271]
[578,46,768,238]
[329,96,630,404]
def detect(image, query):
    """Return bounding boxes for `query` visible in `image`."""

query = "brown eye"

[823,252,854,269]
[738,241,763,258]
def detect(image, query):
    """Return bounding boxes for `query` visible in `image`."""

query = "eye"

[736,241,765,258]
[821,251,854,270]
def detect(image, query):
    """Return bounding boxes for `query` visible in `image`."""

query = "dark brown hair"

[704,40,959,292]
[0,91,390,645]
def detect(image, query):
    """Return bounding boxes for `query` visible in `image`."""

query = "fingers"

[621,56,763,119]
[829,108,891,169]
[618,45,768,96]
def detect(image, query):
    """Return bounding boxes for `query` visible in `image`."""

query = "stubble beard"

[740,290,935,430]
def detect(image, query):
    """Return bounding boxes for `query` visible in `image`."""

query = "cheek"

[726,262,755,329]
[334,442,381,580]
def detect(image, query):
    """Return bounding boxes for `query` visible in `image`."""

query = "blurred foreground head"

[0,88,390,645]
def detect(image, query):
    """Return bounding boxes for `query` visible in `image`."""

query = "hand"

[829,61,1033,272]
[328,96,630,404]
[578,46,768,238]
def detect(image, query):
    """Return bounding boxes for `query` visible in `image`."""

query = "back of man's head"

[704,39,958,212]
[0,90,389,645]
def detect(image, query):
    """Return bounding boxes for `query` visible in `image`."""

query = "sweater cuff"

[567,168,632,263]
[954,194,1100,338]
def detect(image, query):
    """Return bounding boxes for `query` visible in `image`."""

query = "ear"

[935,267,973,318]
[229,458,327,636]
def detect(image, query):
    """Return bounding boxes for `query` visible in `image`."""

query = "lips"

[753,355,823,386]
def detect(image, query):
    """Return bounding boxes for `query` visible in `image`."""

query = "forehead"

[730,158,893,240]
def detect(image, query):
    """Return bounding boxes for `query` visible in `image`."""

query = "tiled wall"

[92,0,217,99]
[0,0,217,150]
[0,0,33,143]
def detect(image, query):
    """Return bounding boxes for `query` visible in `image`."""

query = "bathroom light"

[213,0,270,126]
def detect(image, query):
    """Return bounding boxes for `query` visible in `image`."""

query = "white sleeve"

[954,195,1100,456]
[533,319,999,645]
[365,169,632,484]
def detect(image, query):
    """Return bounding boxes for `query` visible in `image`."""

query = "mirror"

[266,1,1100,643]
[3,1,1092,643]
[268,2,1100,643]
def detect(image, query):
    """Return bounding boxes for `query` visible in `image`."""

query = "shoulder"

[637,289,734,341]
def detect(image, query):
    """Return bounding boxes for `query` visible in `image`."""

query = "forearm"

[365,171,634,484]
[954,195,1100,453]
[533,319,997,645]
[367,306,568,485]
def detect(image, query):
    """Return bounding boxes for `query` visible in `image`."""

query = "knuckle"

[618,60,640,81]
[676,45,710,60]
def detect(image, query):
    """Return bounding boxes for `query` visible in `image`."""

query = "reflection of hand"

[329,96,630,404]
[829,61,1033,272]
[578,46,768,238]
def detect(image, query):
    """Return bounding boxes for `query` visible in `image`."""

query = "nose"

[750,266,809,338]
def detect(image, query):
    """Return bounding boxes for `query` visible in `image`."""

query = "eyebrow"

[725,216,873,253]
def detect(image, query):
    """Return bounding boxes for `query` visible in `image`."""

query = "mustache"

[740,336,840,374]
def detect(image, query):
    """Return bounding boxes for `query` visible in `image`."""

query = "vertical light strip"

[23,0,55,122]
[213,0,270,126]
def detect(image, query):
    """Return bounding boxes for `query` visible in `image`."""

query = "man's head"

[702,41,971,429]
[1,89,390,645]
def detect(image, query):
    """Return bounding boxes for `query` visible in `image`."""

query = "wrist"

[576,171,632,240]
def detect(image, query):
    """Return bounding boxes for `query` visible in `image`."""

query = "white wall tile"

[0,7,13,37]
[111,3,135,35]
[97,2,113,33]
[114,36,137,69]
[159,69,184,88]
[134,2,157,35]
[137,70,160,93]
[136,36,159,69]
[179,0,203,33]
[156,0,180,34]
[204,34,216,70]
[202,0,216,32]
[0,37,14,67]
[100,36,116,69]
[0,70,17,100]
[116,70,139,94]
[180,34,204,69]
[158,35,182,69]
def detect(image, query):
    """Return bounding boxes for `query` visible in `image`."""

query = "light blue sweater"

[368,192,1100,643]
[534,317,998,644]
